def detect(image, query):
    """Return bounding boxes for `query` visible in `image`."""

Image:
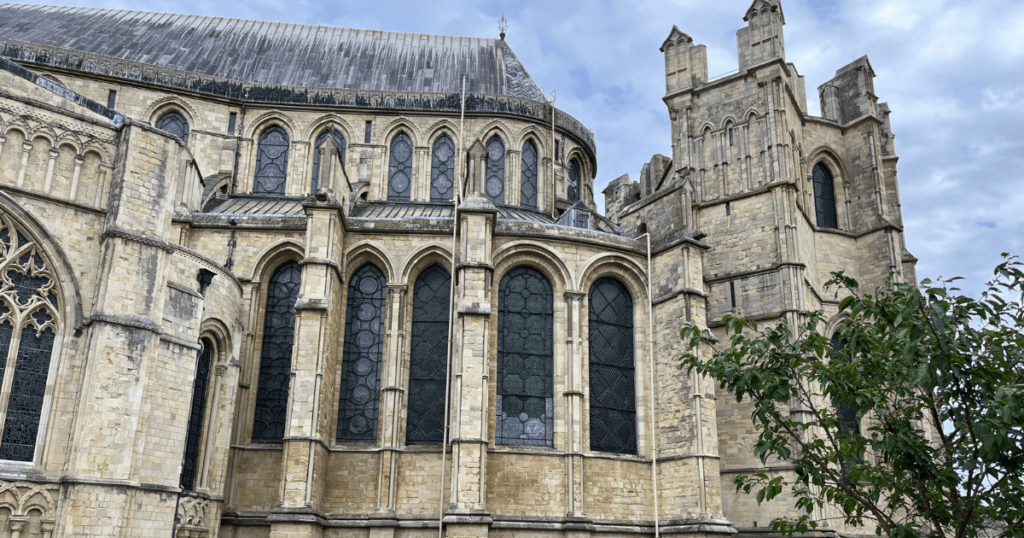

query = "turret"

[602,173,639,221]
[818,55,878,124]
[661,25,708,94]
[737,0,786,72]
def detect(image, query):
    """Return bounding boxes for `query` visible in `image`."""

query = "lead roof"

[0,4,546,101]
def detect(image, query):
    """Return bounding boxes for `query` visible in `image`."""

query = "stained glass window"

[388,132,414,201]
[155,111,190,145]
[813,163,838,229]
[430,135,456,202]
[485,136,506,205]
[406,265,450,444]
[311,130,347,194]
[568,158,581,204]
[497,267,553,446]
[338,264,387,442]
[520,140,538,209]
[588,278,636,454]
[180,340,212,491]
[254,126,290,194]
[0,216,60,462]
[252,261,301,442]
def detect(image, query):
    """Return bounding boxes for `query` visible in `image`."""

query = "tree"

[680,254,1024,538]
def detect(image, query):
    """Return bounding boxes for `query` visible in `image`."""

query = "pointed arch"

[243,112,297,140]
[345,241,397,284]
[144,96,200,129]
[253,125,291,195]
[387,131,414,201]
[337,263,387,443]
[485,135,506,205]
[155,110,190,145]
[405,264,451,444]
[379,118,422,148]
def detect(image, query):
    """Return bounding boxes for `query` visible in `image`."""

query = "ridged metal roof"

[0,4,545,101]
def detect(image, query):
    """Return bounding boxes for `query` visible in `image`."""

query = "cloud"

[12,0,1021,298]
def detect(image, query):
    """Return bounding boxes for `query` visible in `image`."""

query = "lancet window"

[813,163,839,229]
[520,140,538,209]
[831,333,860,436]
[406,265,451,444]
[180,339,212,490]
[588,278,637,454]
[485,136,506,205]
[568,158,581,204]
[337,264,387,442]
[497,267,553,446]
[388,132,414,201]
[254,126,290,195]
[311,129,347,193]
[0,215,60,462]
[155,111,190,145]
[430,135,456,202]
[252,261,301,441]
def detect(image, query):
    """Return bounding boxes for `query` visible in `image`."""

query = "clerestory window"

[254,126,290,195]
[430,135,456,202]
[485,136,506,205]
[520,140,538,209]
[180,339,212,490]
[388,132,414,201]
[155,111,190,145]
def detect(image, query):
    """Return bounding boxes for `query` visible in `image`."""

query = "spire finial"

[497,14,507,40]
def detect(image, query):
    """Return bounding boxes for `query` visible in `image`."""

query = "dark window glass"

[107,89,117,109]
[567,159,581,204]
[311,130,347,193]
[180,340,213,491]
[228,112,237,135]
[0,314,55,462]
[364,121,373,144]
[497,267,553,446]
[388,132,414,201]
[485,136,506,205]
[252,261,301,441]
[254,126,290,194]
[155,111,190,145]
[831,333,860,436]
[406,265,451,444]
[812,163,838,229]
[520,140,538,209]
[588,278,637,454]
[338,264,387,442]
[430,135,456,202]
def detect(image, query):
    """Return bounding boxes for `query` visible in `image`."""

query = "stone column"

[378,283,408,515]
[444,139,496,538]
[69,154,84,202]
[270,147,346,537]
[43,147,59,193]
[564,291,586,517]
[15,139,31,188]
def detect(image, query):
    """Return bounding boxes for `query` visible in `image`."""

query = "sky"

[15,0,1024,297]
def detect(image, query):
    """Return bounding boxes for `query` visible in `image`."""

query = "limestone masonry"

[0,1,915,537]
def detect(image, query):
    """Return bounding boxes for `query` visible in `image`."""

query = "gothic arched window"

[568,158,581,204]
[338,264,387,442]
[388,132,414,201]
[406,265,451,444]
[430,135,456,202]
[485,136,506,205]
[520,140,538,209]
[180,339,213,490]
[155,111,190,145]
[831,332,860,436]
[311,129,347,194]
[0,217,60,462]
[497,266,553,446]
[254,126,290,195]
[812,163,838,229]
[252,261,301,442]
[588,277,637,454]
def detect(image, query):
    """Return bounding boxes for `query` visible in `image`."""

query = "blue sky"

[16,0,1024,297]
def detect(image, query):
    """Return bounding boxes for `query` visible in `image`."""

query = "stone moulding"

[0,41,597,158]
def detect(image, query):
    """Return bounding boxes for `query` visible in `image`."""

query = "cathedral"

[0,1,915,537]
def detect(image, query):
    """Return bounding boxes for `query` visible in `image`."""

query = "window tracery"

[520,140,538,209]
[254,126,290,195]
[406,265,450,444]
[155,111,190,145]
[588,278,637,454]
[388,132,413,201]
[0,215,60,462]
[337,264,387,442]
[252,261,301,442]
[485,136,505,205]
[430,135,456,202]
[497,266,553,446]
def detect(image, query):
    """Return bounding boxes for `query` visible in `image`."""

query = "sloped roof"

[0,4,545,101]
